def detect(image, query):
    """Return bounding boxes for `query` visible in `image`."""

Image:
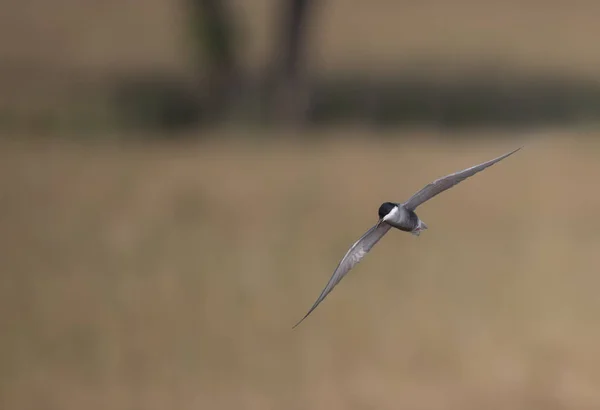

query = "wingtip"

[509,146,523,154]
[292,303,320,329]
[502,146,524,159]
[292,315,307,330]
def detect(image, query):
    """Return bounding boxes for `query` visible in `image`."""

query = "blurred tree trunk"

[268,0,314,127]
[187,0,239,124]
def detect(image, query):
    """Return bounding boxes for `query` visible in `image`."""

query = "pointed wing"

[403,147,522,211]
[293,222,392,328]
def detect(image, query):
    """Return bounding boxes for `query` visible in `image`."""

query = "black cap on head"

[378,202,396,219]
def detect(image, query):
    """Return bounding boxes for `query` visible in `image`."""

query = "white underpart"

[382,205,399,223]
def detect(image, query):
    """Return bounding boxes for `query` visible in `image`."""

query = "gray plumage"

[402,147,521,211]
[293,147,521,328]
[292,222,392,328]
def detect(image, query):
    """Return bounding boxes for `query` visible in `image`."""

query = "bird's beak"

[376,218,384,228]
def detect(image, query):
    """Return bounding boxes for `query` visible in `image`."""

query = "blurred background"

[2,1,600,409]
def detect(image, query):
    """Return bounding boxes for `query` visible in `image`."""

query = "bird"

[293,147,522,328]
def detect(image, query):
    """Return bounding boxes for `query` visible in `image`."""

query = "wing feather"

[293,222,392,328]
[403,147,522,211]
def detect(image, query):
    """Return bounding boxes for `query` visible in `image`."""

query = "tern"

[293,147,522,328]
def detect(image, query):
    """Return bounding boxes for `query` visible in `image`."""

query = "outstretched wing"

[293,222,392,328]
[403,147,522,211]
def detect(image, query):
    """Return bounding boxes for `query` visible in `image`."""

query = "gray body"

[293,147,522,328]
[380,204,421,233]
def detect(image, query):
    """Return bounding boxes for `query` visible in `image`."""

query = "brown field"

[3,1,600,408]
[2,131,600,409]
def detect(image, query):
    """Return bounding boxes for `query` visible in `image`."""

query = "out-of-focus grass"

[2,131,600,409]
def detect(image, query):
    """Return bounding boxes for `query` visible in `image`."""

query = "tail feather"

[411,220,428,236]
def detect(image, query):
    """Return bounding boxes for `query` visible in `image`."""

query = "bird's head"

[378,202,398,222]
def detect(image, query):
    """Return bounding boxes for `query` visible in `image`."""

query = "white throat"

[382,205,399,223]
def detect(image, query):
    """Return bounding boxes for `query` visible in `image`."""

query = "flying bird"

[293,147,522,328]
